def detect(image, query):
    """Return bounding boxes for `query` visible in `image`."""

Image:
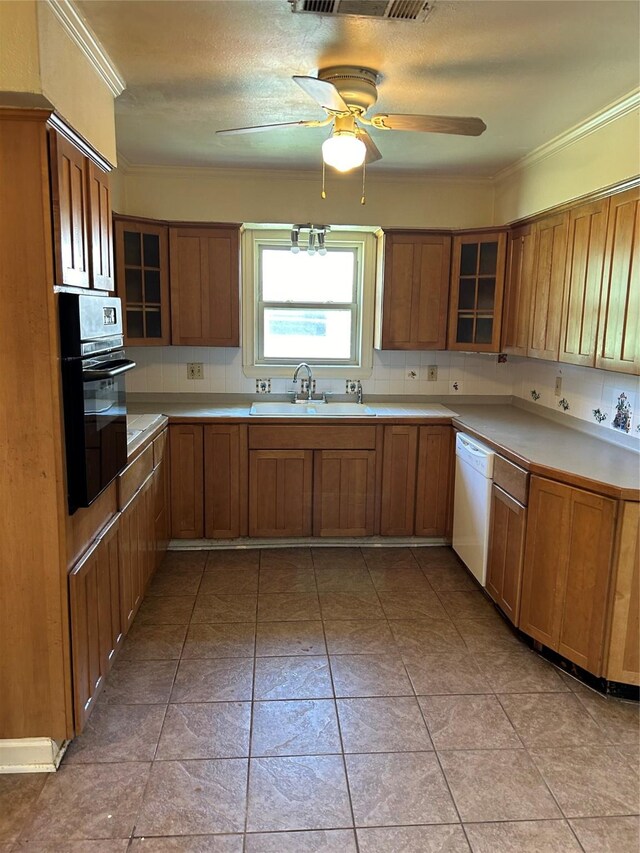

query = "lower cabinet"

[380,426,418,536]
[519,476,616,673]
[69,516,123,732]
[486,484,527,625]
[414,426,454,537]
[170,424,204,538]
[249,450,313,537]
[204,424,244,539]
[314,450,377,536]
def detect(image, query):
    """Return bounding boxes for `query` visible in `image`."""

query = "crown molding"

[44,0,125,97]
[494,88,640,183]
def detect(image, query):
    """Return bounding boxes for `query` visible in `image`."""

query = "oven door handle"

[83,359,136,381]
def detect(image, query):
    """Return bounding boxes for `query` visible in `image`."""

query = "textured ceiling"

[77,0,640,176]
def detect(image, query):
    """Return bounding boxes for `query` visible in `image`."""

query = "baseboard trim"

[169,537,451,550]
[0,738,68,773]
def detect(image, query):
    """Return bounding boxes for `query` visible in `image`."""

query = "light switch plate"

[427,365,438,381]
[555,375,562,396]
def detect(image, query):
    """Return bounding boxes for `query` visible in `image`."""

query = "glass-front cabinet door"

[447,231,507,352]
[114,218,170,345]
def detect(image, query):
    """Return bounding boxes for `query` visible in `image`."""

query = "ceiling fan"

[216,65,486,172]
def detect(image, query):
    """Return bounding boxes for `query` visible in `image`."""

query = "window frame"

[242,227,378,379]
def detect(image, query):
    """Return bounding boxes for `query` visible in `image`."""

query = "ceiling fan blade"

[293,75,349,113]
[357,128,382,164]
[216,119,320,136]
[373,113,487,136]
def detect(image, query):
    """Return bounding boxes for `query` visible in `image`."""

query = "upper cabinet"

[559,198,609,367]
[502,223,536,355]
[170,225,240,347]
[49,128,114,291]
[376,231,451,350]
[115,218,170,346]
[527,211,569,360]
[448,231,507,352]
[596,186,639,375]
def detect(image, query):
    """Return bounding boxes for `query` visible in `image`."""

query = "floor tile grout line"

[241,597,259,851]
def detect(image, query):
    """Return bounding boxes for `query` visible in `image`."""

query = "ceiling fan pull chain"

[321,159,327,199]
[361,159,366,206]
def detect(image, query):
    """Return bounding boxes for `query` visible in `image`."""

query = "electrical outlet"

[555,375,562,397]
[256,379,271,394]
[345,380,358,394]
[406,369,419,380]
[187,362,204,380]
[427,365,438,381]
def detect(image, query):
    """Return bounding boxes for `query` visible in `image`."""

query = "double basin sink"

[249,401,375,417]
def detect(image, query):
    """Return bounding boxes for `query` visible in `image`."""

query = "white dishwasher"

[452,432,495,586]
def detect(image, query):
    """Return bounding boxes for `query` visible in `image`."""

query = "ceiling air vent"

[289,0,434,23]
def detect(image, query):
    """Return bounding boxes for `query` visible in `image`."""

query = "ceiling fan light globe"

[322,133,366,172]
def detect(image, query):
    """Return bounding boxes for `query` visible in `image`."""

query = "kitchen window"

[242,227,378,378]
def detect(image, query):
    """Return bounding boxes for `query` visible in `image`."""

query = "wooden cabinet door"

[502,223,535,355]
[119,489,144,629]
[596,186,640,374]
[313,450,377,536]
[527,211,569,360]
[170,226,240,346]
[520,476,615,672]
[379,232,451,349]
[249,450,312,537]
[87,161,114,291]
[69,516,122,732]
[606,502,640,684]
[414,426,454,537]
[380,426,418,536]
[204,424,244,539]
[170,425,204,538]
[486,484,526,626]
[448,231,507,352]
[49,130,90,288]
[114,218,170,345]
[559,198,609,367]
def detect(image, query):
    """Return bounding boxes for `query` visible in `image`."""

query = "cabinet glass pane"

[458,278,476,310]
[145,309,162,338]
[460,243,478,276]
[144,269,161,303]
[476,317,493,344]
[124,231,141,266]
[125,268,143,303]
[456,315,474,343]
[479,241,498,275]
[477,278,495,310]
[127,309,144,338]
[143,233,160,268]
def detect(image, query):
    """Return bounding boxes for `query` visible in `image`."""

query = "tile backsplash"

[126,346,639,443]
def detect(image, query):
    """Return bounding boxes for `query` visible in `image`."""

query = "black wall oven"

[59,294,136,514]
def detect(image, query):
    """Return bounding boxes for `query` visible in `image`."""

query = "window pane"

[263,308,352,360]
[261,248,355,303]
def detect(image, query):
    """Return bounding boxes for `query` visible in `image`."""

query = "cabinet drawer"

[153,429,168,468]
[493,455,529,505]
[248,425,377,450]
[118,444,153,509]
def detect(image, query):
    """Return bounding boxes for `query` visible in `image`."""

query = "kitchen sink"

[249,401,375,417]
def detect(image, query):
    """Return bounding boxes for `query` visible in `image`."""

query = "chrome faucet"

[292,362,314,401]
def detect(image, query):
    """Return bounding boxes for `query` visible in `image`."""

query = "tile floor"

[2,546,639,852]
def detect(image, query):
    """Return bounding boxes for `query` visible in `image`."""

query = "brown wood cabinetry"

[87,161,115,291]
[170,425,204,538]
[119,482,146,629]
[605,502,639,684]
[520,476,616,673]
[559,198,609,367]
[380,426,418,536]
[414,426,454,537]
[486,484,527,625]
[596,186,640,374]
[170,226,240,346]
[314,450,377,536]
[204,425,244,539]
[527,211,570,360]
[49,130,91,288]
[249,450,313,537]
[377,232,451,349]
[69,516,123,732]
[502,223,536,355]
[115,218,170,345]
[448,231,507,352]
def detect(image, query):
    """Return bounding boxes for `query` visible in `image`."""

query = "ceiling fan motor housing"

[318,65,380,113]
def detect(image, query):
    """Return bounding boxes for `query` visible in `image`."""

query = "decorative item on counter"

[592,408,607,424]
[530,389,540,401]
[611,391,633,434]
[558,397,570,411]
